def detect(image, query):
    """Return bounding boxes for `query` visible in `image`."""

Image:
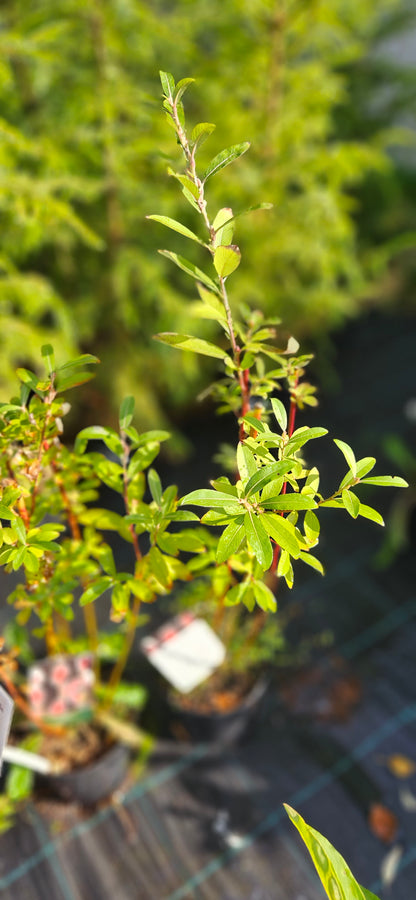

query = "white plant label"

[0,686,14,771]
[141,613,226,693]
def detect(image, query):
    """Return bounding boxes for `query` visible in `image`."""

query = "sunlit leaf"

[213,244,241,278]
[203,142,250,182]
[155,332,230,361]
[147,215,204,245]
[244,510,272,570]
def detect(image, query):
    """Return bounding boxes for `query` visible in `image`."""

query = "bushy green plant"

[0,0,412,427]
[0,72,407,831]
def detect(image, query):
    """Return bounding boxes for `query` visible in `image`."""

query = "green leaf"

[158,250,219,293]
[216,521,245,563]
[160,70,175,100]
[174,77,195,102]
[155,332,230,361]
[195,284,227,325]
[210,477,238,497]
[237,442,257,481]
[203,142,250,182]
[0,505,15,520]
[271,397,287,432]
[148,468,163,505]
[212,208,234,247]
[304,509,320,543]
[252,579,277,612]
[334,438,357,478]
[262,513,301,558]
[213,202,273,232]
[342,489,360,518]
[225,580,252,608]
[55,355,99,392]
[75,426,123,456]
[167,169,199,199]
[244,510,273,570]
[6,765,34,802]
[245,460,294,497]
[79,577,113,606]
[358,503,384,526]
[147,215,204,245]
[41,343,55,375]
[191,122,216,149]
[284,805,379,900]
[12,516,26,544]
[262,495,317,511]
[299,551,324,575]
[213,245,241,278]
[119,396,135,431]
[149,546,171,588]
[360,475,409,487]
[180,489,242,510]
[285,427,328,454]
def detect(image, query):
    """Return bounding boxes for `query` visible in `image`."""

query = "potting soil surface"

[1,310,416,899]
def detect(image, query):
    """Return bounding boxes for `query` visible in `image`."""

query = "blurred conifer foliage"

[0,0,414,430]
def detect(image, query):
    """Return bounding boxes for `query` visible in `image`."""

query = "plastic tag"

[0,685,14,772]
[141,614,225,693]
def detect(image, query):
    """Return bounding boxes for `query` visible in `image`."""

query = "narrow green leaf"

[41,343,55,375]
[147,215,204,245]
[75,426,123,456]
[203,142,250,182]
[174,77,195,102]
[334,438,357,478]
[237,442,257,481]
[155,332,230,361]
[271,397,287,432]
[358,503,385,526]
[213,202,273,231]
[216,521,245,563]
[262,495,317,511]
[12,516,26,544]
[0,505,15,520]
[79,577,113,606]
[158,250,220,292]
[342,489,360,518]
[304,509,320,543]
[191,122,216,149]
[212,208,234,247]
[148,469,163,506]
[262,513,300,558]
[299,551,324,575]
[119,396,135,431]
[210,477,238,497]
[285,427,328,454]
[285,805,378,900]
[244,511,273,570]
[195,283,227,324]
[360,475,408,487]
[149,546,171,588]
[167,169,199,199]
[180,489,242,509]
[252,579,277,612]
[213,245,241,278]
[245,460,294,497]
[160,70,175,100]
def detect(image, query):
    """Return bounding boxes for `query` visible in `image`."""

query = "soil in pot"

[167,671,269,745]
[36,723,130,806]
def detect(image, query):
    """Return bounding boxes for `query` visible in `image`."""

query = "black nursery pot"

[167,677,269,745]
[36,742,130,806]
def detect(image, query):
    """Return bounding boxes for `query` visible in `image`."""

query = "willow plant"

[148,71,407,616]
